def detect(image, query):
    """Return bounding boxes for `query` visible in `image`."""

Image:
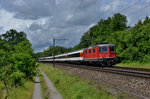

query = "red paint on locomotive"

[83,44,116,59]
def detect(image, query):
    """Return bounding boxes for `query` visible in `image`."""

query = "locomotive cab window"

[93,49,95,53]
[110,46,115,52]
[101,46,108,52]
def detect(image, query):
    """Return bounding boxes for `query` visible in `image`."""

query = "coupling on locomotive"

[39,43,117,66]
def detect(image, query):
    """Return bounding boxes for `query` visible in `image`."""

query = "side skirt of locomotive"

[83,57,117,66]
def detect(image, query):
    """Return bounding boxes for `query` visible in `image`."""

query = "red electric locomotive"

[82,42,117,66]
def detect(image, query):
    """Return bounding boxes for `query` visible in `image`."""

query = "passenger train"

[39,43,117,66]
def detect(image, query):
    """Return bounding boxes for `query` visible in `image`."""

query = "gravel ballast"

[54,64,150,99]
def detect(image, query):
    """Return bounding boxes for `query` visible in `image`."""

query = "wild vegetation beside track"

[40,63,116,99]
[0,29,36,98]
[0,80,34,99]
[116,63,150,69]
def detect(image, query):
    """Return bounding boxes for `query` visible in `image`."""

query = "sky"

[0,0,150,52]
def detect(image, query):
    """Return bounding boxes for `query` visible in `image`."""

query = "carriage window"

[58,56,65,58]
[110,46,115,52]
[93,49,95,53]
[68,53,80,58]
[101,46,108,52]
[85,50,87,54]
[89,49,91,53]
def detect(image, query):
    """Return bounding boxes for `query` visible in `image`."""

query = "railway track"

[52,63,150,79]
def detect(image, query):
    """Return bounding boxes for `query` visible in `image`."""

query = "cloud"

[0,0,56,20]
[0,26,4,34]
[0,9,34,31]
[101,0,121,12]
[0,0,150,52]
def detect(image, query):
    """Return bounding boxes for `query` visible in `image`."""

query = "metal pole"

[52,38,70,67]
[53,38,55,67]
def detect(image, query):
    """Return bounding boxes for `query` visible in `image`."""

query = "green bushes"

[142,54,150,63]
[0,29,36,97]
[12,53,36,78]
[0,50,10,67]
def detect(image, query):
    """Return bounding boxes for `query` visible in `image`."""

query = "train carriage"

[66,49,83,62]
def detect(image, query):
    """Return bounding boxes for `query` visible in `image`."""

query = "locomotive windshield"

[110,46,115,52]
[101,46,108,52]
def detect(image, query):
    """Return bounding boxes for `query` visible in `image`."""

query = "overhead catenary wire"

[118,0,141,13]
[91,0,138,25]
[97,0,127,20]
[67,0,83,26]
[50,0,84,49]
[129,2,150,15]
[95,0,150,27]
[106,0,141,17]
[128,1,150,26]
[62,0,83,46]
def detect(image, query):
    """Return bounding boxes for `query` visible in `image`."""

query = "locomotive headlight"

[113,56,116,58]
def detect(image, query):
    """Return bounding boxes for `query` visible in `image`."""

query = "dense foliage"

[0,29,36,95]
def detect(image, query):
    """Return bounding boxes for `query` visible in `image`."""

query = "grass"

[38,69,51,99]
[40,63,116,99]
[0,79,35,99]
[8,79,35,99]
[116,62,150,69]
[0,81,6,99]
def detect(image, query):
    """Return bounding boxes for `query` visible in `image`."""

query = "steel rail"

[50,63,150,79]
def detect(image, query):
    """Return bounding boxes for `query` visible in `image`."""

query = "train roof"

[55,53,67,57]
[44,56,53,59]
[85,44,115,49]
[66,49,84,55]
[39,57,44,59]
[42,49,84,58]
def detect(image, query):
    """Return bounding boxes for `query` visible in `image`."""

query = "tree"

[0,29,36,90]
[79,31,93,48]
[0,40,10,96]
[110,13,127,31]
[35,45,73,59]
[0,29,37,98]
[143,16,150,25]
[13,39,34,56]
[12,53,36,78]
[2,29,27,50]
